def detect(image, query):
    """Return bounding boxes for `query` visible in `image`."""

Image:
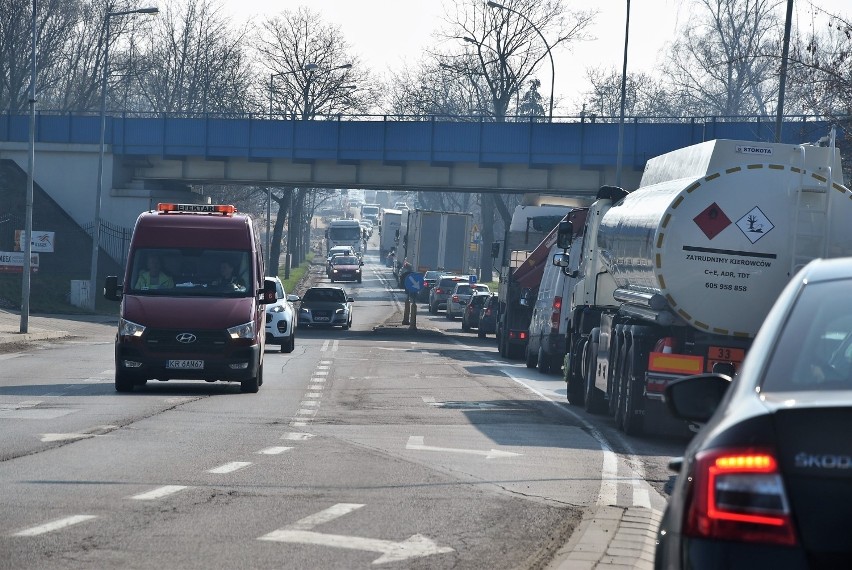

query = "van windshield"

[128,248,253,297]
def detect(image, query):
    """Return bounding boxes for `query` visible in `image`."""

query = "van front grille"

[144,328,228,354]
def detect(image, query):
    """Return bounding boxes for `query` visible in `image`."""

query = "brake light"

[452,295,459,302]
[550,296,563,332]
[684,448,797,546]
[435,288,443,294]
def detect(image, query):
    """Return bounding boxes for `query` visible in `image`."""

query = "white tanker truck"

[556,130,852,436]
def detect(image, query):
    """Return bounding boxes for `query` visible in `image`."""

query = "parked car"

[429,275,466,314]
[265,276,300,353]
[446,282,490,320]
[298,286,354,329]
[477,293,499,338]
[329,255,363,283]
[656,257,852,568]
[418,270,445,303]
[462,292,490,332]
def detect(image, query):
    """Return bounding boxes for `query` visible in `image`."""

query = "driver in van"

[135,255,174,290]
[211,259,246,290]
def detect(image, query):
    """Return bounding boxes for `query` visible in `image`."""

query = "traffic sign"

[404,272,424,294]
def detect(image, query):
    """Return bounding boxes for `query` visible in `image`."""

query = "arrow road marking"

[258,503,454,565]
[406,436,522,460]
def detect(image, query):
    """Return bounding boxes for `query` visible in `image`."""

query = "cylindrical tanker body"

[596,143,852,337]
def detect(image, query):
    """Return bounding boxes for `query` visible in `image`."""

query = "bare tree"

[662,0,784,117]
[437,0,596,280]
[0,0,83,112]
[582,67,681,118]
[386,58,489,119]
[257,6,374,119]
[131,0,253,114]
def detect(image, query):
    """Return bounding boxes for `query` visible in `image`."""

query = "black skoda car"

[656,257,852,569]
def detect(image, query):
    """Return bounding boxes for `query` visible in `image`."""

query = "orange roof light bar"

[157,203,236,215]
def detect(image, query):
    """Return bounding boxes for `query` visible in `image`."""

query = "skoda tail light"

[684,448,797,546]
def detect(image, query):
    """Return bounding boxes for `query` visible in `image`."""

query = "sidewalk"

[0,308,116,348]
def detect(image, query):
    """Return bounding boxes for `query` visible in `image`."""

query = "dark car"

[477,293,499,338]
[418,270,444,302]
[462,292,490,332]
[329,255,363,283]
[298,286,354,329]
[656,257,852,569]
[428,275,466,314]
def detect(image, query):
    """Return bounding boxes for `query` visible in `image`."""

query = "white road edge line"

[13,515,97,537]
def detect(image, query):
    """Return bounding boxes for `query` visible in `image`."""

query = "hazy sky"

[221,0,850,114]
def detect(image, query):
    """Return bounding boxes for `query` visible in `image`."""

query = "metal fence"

[82,219,131,268]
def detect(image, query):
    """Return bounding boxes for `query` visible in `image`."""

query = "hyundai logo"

[176,333,197,344]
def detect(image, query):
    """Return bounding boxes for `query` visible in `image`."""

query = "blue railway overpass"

[0,112,835,230]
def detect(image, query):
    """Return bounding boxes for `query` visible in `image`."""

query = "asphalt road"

[0,236,686,569]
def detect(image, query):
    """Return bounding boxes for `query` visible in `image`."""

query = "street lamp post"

[487,1,555,122]
[88,6,158,311]
[20,0,37,333]
[269,63,318,119]
[616,0,631,188]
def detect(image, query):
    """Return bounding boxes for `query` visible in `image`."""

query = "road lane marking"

[258,446,294,455]
[130,485,188,500]
[13,515,97,536]
[39,424,117,442]
[291,421,308,427]
[208,461,252,474]
[305,392,322,398]
[316,365,330,370]
[332,340,339,351]
[297,408,317,416]
[406,436,521,460]
[257,504,454,564]
[287,503,365,530]
[321,340,330,352]
[313,370,329,376]
[282,432,315,441]
[310,378,326,384]
[319,360,332,365]
[299,401,319,407]
[632,481,652,509]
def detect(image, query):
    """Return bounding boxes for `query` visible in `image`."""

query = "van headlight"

[119,318,145,337]
[227,322,255,340]
[268,305,285,313]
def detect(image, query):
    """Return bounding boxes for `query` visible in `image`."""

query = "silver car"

[446,282,490,320]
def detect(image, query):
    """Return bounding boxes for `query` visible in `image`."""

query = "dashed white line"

[297,408,317,417]
[299,401,319,407]
[321,340,330,352]
[282,432,315,441]
[258,446,294,455]
[313,370,329,376]
[208,461,252,474]
[291,421,308,427]
[130,485,188,500]
[310,378,326,383]
[305,392,322,398]
[13,515,97,536]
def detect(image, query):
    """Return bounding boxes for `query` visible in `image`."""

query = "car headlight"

[119,318,145,337]
[300,307,310,314]
[333,269,338,273]
[227,321,255,340]
[335,308,345,314]
[355,269,361,273]
[268,305,285,313]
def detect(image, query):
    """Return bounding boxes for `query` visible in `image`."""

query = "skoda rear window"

[761,280,852,392]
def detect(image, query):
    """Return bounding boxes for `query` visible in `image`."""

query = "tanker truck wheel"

[621,347,645,436]
[566,340,586,406]
[583,337,606,414]
[537,347,550,374]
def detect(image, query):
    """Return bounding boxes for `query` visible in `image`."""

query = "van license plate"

[167,360,204,369]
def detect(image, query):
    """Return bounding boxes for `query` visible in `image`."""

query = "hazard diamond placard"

[693,202,732,240]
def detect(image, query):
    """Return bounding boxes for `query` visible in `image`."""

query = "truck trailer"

[558,132,852,436]
[379,208,403,258]
[399,209,472,284]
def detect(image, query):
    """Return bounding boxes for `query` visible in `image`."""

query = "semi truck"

[495,203,584,359]
[379,208,403,258]
[398,209,473,284]
[557,131,852,436]
[325,218,364,257]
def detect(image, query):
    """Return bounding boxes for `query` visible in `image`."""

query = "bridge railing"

[0,111,840,169]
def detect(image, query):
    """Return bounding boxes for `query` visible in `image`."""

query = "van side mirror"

[103,276,122,302]
[557,221,573,249]
[260,278,278,305]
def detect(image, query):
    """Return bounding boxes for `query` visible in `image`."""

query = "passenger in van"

[211,259,246,290]
[135,255,174,290]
